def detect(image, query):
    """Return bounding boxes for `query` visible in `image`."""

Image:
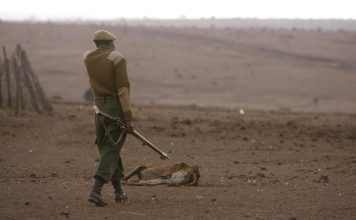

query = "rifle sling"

[99,115,125,145]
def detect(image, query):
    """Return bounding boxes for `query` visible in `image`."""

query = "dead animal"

[123,162,200,186]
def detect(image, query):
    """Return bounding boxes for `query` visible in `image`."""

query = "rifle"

[93,105,169,160]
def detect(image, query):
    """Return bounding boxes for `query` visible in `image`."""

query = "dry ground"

[0,102,355,220]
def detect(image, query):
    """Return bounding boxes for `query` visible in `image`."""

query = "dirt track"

[0,102,355,220]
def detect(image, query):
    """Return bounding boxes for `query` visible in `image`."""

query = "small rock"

[60,212,70,219]
[195,195,203,200]
[24,201,30,205]
[256,172,265,178]
[319,175,329,183]
[68,115,76,120]
[151,195,158,203]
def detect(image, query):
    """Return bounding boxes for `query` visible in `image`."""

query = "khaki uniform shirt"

[84,47,132,121]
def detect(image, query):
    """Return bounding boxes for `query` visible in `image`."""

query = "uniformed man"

[84,30,133,206]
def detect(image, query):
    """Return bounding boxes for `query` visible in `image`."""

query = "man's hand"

[126,120,134,133]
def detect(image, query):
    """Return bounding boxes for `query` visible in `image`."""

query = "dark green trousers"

[94,96,127,183]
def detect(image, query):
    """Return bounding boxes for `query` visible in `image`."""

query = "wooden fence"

[0,45,52,114]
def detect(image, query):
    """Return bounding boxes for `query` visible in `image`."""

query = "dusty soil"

[0,102,355,220]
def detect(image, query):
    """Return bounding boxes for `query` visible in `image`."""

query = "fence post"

[2,45,52,114]
[22,50,53,113]
[2,47,12,108]
[0,58,3,108]
[13,45,26,114]
[20,50,41,114]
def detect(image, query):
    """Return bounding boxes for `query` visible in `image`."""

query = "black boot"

[112,180,128,203]
[88,177,108,207]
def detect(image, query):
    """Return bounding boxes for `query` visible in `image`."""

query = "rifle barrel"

[131,130,169,160]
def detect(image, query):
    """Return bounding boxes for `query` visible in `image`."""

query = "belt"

[94,96,119,103]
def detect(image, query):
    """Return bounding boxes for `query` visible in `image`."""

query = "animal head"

[190,165,200,186]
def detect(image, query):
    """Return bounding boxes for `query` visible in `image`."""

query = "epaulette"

[107,50,125,65]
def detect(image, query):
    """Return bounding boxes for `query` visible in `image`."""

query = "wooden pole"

[0,59,3,108]
[20,50,41,114]
[13,45,26,114]
[16,45,25,111]
[12,56,20,114]
[22,50,53,113]
[2,46,12,108]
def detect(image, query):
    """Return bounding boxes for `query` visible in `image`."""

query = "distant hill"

[107,18,356,31]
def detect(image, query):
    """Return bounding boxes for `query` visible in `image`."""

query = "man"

[83,30,134,206]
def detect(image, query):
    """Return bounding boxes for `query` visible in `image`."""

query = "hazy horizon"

[1,0,355,21]
[2,17,355,32]
[1,17,356,22]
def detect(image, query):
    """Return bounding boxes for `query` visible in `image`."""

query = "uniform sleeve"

[115,58,133,121]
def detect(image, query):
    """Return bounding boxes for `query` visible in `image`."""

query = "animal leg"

[126,179,165,186]
[123,165,147,181]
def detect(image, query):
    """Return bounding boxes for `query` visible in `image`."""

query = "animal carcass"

[123,163,200,186]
